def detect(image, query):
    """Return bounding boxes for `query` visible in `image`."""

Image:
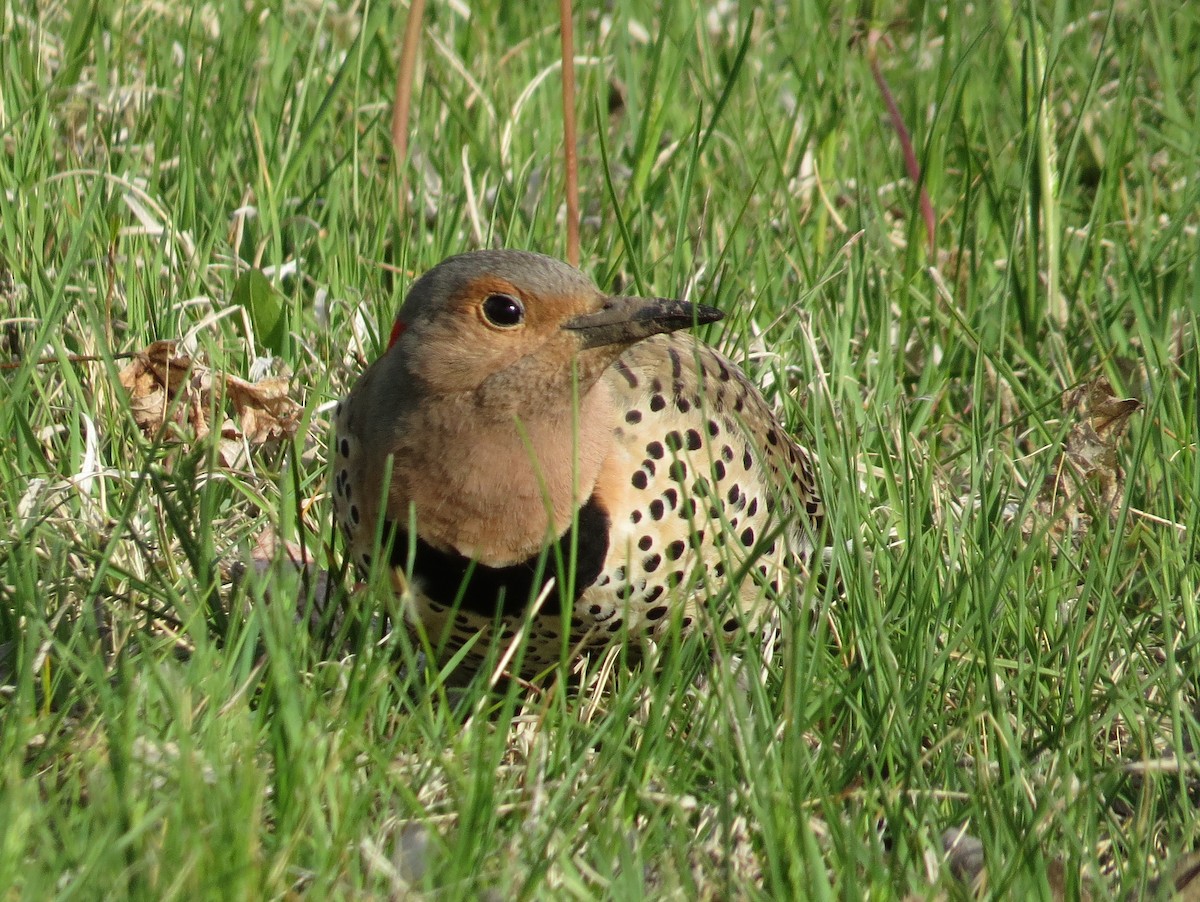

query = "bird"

[331,250,823,678]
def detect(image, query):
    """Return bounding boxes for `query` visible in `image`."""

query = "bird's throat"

[394,390,613,567]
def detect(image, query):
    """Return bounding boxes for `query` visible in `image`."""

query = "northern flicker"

[332,250,823,677]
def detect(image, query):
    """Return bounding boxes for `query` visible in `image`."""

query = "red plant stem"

[870,55,936,256]
[392,0,427,199]
[559,0,580,266]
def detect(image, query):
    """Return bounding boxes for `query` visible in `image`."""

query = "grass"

[1,0,1197,897]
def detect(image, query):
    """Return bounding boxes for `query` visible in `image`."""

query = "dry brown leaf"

[239,526,344,632]
[117,340,194,435]
[249,526,317,572]
[117,340,301,467]
[1033,378,1142,543]
[1057,379,1142,504]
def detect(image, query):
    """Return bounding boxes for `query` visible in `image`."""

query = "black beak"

[563,296,724,350]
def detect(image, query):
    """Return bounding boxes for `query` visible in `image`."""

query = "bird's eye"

[481,293,525,328]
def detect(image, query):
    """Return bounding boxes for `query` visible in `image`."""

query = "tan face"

[369,251,723,429]
[393,272,612,402]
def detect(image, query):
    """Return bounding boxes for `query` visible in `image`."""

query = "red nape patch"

[387,319,408,349]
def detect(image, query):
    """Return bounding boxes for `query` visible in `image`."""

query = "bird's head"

[382,250,722,417]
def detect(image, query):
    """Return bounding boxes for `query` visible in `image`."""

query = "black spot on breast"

[717,362,731,382]
[645,585,665,604]
[646,604,668,621]
[742,448,754,470]
[767,429,779,446]
[632,471,649,490]
[642,459,656,476]
[350,505,360,524]
[722,618,739,634]
[685,429,702,450]
[649,499,665,520]
[676,397,692,413]
[746,498,758,517]
[727,485,741,505]
[669,461,687,482]
[707,420,720,437]
[740,526,755,547]
[643,554,661,573]
[665,540,685,561]
[713,460,726,481]
[339,438,350,457]
[388,494,610,617]
[663,488,678,509]
[650,394,666,412]
[625,409,643,424]
[631,509,643,524]
[646,441,664,459]
[613,359,639,388]
[668,347,683,381]
[638,535,653,551]
[665,431,682,452]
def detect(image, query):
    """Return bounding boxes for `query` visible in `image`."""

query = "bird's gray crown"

[401,250,598,321]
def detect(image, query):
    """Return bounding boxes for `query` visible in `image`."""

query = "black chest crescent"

[386,495,610,617]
